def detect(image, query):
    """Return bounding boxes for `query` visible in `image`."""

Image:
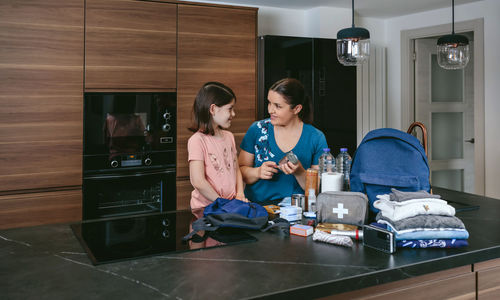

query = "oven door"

[83,168,176,220]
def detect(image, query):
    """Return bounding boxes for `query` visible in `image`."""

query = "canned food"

[291,193,305,209]
[279,151,299,166]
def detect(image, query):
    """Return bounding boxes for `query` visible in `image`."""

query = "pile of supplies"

[372,188,469,248]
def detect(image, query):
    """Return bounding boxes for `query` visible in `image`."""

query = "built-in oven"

[82,168,176,220]
[82,92,177,220]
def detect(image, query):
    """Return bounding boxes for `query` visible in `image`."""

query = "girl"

[188,82,247,210]
[239,78,328,205]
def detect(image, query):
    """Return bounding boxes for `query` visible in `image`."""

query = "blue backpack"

[183,198,289,241]
[350,128,430,212]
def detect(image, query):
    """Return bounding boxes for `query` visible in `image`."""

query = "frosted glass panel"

[432,112,463,160]
[432,169,464,192]
[431,54,463,102]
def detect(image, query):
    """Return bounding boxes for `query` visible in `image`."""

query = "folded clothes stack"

[373,188,469,249]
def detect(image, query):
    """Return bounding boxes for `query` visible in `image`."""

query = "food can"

[291,193,305,210]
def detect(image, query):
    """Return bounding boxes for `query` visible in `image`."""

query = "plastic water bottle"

[318,148,335,176]
[336,148,352,190]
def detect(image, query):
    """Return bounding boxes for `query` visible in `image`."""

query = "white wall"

[383,0,500,198]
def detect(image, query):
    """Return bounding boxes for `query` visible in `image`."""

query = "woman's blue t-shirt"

[240,119,328,204]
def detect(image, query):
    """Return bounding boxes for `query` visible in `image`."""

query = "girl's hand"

[235,194,249,202]
[258,161,279,180]
[279,160,303,175]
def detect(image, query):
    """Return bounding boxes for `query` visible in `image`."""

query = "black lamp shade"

[337,27,370,40]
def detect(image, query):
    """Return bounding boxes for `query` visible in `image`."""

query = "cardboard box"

[290,224,314,237]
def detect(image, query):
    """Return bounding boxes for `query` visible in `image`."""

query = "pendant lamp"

[437,0,470,70]
[336,0,370,66]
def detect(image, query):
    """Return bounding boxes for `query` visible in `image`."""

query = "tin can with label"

[291,193,305,210]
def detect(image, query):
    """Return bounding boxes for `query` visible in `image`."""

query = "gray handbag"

[316,191,369,226]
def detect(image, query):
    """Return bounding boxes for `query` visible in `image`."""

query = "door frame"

[401,19,485,195]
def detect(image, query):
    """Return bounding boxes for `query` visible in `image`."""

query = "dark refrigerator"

[258,35,357,155]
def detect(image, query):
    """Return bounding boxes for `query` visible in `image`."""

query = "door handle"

[464,138,475,144]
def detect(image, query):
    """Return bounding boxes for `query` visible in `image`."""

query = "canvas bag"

[316,191,369,226]
[183,198,289,241]
[349,128,430,212]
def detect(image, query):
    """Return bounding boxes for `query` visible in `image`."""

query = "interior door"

[414,37,474,192]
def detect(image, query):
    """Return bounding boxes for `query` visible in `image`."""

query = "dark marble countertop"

[2,187,500,299]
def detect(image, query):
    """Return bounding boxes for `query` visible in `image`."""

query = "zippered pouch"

[316,191,369,226]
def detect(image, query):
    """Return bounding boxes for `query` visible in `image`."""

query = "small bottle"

[336,148,352,191]
[307,188,316,212]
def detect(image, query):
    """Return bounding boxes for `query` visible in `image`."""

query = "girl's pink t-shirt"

[188,130,238,209]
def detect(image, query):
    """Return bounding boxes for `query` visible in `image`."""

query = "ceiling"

[184,0,483,18]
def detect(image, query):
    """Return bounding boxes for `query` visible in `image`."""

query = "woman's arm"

[189,160,220,201]
[239,150,278,184]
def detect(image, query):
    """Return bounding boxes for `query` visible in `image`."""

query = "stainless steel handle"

[465,138,475,144]
[85,169,175,180]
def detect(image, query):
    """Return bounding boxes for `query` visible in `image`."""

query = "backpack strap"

[261,218,290,236]
[407,122,428,157]
[182,217,220,242]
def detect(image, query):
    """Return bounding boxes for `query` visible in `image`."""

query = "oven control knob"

[162,123,171,132]
[110,160,118,168]
[144,158,152,166]
[163,112,171,120]
[162,230,170,238]
[162,219,170,227]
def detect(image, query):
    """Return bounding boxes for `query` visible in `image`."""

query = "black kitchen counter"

[2,187,500,299]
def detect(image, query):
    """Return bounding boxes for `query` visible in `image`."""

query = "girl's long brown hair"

[189,82,237,135]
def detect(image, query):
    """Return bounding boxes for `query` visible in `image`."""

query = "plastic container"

[307,188,316,212]
[336,148,352,191]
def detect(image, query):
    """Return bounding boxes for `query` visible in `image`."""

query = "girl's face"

[267,90,302,126]
[210,99,236,130]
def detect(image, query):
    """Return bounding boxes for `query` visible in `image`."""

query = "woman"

[239,78,328,205]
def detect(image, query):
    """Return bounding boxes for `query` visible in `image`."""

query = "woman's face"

[267,90,301,126]
[211,99,236,130]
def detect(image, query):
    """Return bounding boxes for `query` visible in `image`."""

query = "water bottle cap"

[323,148,330,152]
[340,148,347,152]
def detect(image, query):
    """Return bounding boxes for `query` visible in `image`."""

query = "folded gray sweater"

[376,213,465,231]
[389,188,441,202]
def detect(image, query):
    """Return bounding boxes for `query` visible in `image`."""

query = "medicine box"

[290,224,314,237]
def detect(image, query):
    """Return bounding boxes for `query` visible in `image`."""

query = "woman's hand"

[258,161,279,180]
[279,160,303,175]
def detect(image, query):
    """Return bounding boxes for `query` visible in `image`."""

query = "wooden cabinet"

[0,0,84,192]
[475,258,500,299]
[0,189,82,230]
[176,4,257,207]
[327,265,475,300]
[85,0,177,89]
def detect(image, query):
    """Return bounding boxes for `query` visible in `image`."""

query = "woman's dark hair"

[189,82,237,135]
[269,78,312,123]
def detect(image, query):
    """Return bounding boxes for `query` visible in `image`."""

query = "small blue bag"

[350,128,430,212]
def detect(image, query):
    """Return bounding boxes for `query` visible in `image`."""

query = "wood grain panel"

[176,178,193,211]
[0,96,82,143]
[177,4,257,182]
[0,0,83,27]
[0,0,84,196]
[326,265,474,300]
[0,189,82,229]
[477,265,500,299]
[85,0,177,89]
[0,141,82,191]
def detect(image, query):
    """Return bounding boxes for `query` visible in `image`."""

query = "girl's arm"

[235,167,247,202]
[239,150,278,184]
[189,160,220,201]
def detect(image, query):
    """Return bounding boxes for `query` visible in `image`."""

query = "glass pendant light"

[336,0,370,66]
[437,0,470,70]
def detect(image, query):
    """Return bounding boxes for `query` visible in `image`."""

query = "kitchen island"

[2,187,500,299]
